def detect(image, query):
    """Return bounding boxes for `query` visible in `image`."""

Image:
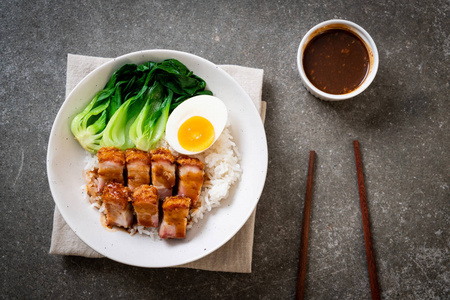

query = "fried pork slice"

[151,148,176,200]
[125,148,151,192]
[102,183,133,228]
[97,147,125,193]
[84,168,101,204]
[131,185,159,227]
[177,155,204,208]
[159,196,191,239]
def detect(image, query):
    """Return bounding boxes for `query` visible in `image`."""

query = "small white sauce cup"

[297,19,379,101]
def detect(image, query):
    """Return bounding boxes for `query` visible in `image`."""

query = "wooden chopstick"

[353,140,381,300]
[296,150,315,300]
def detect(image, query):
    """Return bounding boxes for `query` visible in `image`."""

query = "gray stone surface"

[1,0,448,299]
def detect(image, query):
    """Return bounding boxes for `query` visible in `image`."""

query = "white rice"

[83,124,242,235]
[83,154,98,172]
[128,225,161,240]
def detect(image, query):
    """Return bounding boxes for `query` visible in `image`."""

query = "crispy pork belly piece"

[151,148,176,200]
[125,148,151,192]
[177,155,204,208]
[159,196,191,239]
[102,183,133,228]
[131,185,159,227]
[97,147,125,193]
[84,168,101,204]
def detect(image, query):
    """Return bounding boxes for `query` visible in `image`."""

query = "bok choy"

[70,59,212,153]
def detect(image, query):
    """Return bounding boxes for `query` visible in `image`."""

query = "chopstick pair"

[295,141,380,300]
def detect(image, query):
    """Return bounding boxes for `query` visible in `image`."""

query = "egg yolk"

[178,116,215,152]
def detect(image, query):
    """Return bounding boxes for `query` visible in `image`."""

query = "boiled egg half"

[165,95,228,155]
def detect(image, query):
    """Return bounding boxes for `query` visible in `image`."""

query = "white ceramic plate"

[47,50,268,267]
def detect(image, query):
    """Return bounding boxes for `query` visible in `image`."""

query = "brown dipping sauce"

[303,29,369,94]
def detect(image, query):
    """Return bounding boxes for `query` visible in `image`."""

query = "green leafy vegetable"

[129,81,164,151]
[130,86,173,151]
[70,63,140,153]
[71,59,212,153]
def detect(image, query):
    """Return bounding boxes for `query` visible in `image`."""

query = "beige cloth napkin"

[50,54,266,273]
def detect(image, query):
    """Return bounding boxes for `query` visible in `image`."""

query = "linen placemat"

[50,54,266,273]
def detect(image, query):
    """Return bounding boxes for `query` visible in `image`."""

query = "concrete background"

[1,0,448,299]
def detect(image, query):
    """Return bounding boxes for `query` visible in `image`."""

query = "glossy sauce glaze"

[303,29,369,94]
